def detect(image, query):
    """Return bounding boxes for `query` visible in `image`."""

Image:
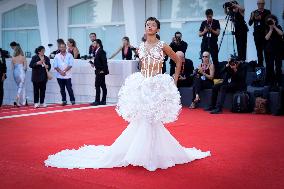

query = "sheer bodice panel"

[138,41,164,77]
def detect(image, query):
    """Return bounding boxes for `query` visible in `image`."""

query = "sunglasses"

[257,3,265,4]
[202,56,209,58]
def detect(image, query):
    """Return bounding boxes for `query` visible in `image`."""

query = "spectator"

[0,48,9,107]
[109,37,136,60]
[53,43,75,106]
[29,46,51,108]
[190,51,214,109]
[199,9,220,67]
[176,51,194,88]
[50,39,65,59]
[67,38,80,59]
[89,33,97,56]
[264,14,283,88]
[169,31,188,76]
[248,0,271,66]
[206,56,247,114]
[12,45,27,107]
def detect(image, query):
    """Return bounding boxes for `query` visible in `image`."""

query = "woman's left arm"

[163,43,181,85]
[23,57,28,71]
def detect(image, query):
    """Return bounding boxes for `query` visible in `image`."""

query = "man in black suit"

[90,39,109,106]
[0,48,9,107]
[248,0,271,66]
[176,51,194,87]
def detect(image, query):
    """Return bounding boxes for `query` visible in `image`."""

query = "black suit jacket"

[181,58,194,78]
[0,49,8,78]
[93,48,109,75]
[29,55,51,82]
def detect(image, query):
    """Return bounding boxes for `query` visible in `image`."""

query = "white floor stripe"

[0,104,84,114]
[0,104,116,120]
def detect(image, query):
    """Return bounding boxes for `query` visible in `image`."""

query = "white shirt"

[53,52,74,79]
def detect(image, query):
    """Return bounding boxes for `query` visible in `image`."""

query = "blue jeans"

[57,78,75,103]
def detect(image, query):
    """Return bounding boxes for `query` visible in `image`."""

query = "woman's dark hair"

[10,41,18,47]
[205,9,213,16]
[95,39,103,49]
[265,14,279,25]
[122,36,130,42]
[68,38,77,47]
[145,17,160,29]
[35,46,45,54]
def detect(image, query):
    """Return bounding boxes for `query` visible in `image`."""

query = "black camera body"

[267,20,274,25]
[254,10,261,17]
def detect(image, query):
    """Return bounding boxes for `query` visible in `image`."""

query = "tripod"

[218,14,237,56]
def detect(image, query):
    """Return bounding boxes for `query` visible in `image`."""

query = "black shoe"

[90,101,100,106]
[210,108,222,114]
[204,106,215,111]
[100,101,106,105]
[62,101,67,106]
[71,101,75,105]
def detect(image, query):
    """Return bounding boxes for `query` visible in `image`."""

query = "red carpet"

[0,106,284,189]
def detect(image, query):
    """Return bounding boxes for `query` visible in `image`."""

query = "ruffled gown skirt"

[45,73,210,171]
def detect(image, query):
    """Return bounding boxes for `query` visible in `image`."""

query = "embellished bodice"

[138,41,164,77]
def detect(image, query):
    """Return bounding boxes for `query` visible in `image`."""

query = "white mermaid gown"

[45,41,210,171]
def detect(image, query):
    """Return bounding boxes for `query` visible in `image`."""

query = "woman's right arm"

[265,26,273,40]
[109,47,122,59]
[29,56,40,68]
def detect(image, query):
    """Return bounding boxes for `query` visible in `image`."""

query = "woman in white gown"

[45,17,210,171]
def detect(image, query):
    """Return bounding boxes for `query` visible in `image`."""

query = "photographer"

[199,9,220,67]
[249,0,271,66]
[169,32,188,76]
[0,48,9,107]
[264,15,283,87]
[190,51,214,109]
[205,56,246,114]
[224,1,248,61]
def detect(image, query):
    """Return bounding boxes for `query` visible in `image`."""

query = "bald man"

[176,51,194,87]
[249,0,271,66]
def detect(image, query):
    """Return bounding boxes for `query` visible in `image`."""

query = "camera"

[190,68,201,77]
[254,10,261,17]
[266,19,274,25]
[223,1,238,16]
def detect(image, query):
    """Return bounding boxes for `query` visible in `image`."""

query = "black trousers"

[177,78,193,88]
[95,73,107,102]
[33,81,47,104]
[235,32,247,61]
[265,50,282,86]
[254,33,265,66]
[201,42,219,66]
[192,76,213,102]
[57,78,75,102]
[211,82,240,109]
[0,79,4,106]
